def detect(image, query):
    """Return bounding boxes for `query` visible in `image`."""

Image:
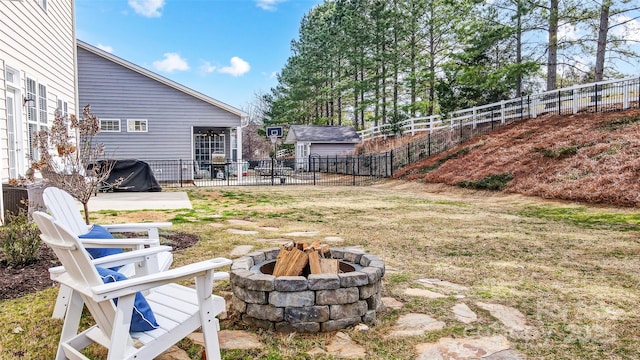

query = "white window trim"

[57,99,69,117]
[127,119,148,133]
[100,118,121,132]
[26,76,47,161]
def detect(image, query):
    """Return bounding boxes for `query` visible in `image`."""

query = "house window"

[127,119,147,132]
[5,68,16,85]
[212,133,225,154]
[38,83,47,124]
[37,0,47,11]
[194,131,225,166]
[27,77,47,160]
[100,119,121,132]
[57,99,68,117]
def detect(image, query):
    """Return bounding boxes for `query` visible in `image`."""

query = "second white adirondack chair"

[33,212,231,360]
[43,187,174,319]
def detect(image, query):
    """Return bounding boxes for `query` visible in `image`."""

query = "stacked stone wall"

[230,247,385,333]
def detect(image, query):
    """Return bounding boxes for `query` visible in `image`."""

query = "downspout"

[72,0,79,143]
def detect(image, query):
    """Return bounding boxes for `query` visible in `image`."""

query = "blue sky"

[75,0,322,111]
[75,1,640,112]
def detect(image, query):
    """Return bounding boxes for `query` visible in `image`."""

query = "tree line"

[259,0,639,131]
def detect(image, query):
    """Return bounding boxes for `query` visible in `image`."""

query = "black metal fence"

[145,78,639,189]
[146,156,390,188]
[385,78,640,173]
[389,111,522,172]
[360,76,640,140]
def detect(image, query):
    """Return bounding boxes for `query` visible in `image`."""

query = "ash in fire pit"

[230,246,385,333]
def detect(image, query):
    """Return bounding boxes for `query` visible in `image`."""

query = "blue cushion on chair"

[96,267,160,332]
[79,224,123,260]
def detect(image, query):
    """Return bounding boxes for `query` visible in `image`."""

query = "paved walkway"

[86,191,192,211]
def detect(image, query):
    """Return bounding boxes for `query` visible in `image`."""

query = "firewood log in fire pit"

[272,241,339,277]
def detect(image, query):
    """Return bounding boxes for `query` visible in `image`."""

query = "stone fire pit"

[230,247,385,333]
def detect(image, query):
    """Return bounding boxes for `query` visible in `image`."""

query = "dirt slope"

[394,109,640,207]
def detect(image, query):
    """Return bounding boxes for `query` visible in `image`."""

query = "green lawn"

[2,183,639,359]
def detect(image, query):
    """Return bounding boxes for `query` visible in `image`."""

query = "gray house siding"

[310,143,356,157]
[77,44,242,182]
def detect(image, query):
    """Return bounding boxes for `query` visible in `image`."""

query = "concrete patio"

[86,191,192,211]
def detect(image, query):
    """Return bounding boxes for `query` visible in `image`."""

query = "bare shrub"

[33,105,121,224]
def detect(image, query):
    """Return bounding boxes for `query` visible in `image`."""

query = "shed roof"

[76,40,246,118]
[285,126,361,144]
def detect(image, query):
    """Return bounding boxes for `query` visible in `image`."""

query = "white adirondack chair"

[43,186,174,319]
[33,211,231,360]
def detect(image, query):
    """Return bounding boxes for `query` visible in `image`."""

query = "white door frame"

[5,88,23,179]
[4,66,25,179]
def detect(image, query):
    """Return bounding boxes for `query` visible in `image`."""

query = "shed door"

[296,142,310,170]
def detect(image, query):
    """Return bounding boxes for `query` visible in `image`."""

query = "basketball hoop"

[269,134,278,144]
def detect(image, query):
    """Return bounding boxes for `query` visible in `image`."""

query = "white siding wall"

[309,143,357,157]
[0,0,77,180]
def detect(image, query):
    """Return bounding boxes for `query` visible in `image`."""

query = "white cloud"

[199,60,217,74]
[219,57,250,77]
[97,44,113,53]
[256,0,285,11]
[129,0,165,18]
[152,53,189,73]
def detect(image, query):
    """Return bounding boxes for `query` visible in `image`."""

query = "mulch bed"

[0,231,199,301]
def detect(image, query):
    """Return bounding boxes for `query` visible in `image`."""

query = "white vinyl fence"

[359,77,640,141]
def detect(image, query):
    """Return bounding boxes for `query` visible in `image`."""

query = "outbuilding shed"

[285,125,361,170]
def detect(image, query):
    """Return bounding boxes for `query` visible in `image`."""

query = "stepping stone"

[230,245,254,257]
[417,278,469,291]
[208,223,224,228]
[476,302,532,335]
[324,236,344,242]
[451,303,477,324]
[382,297,404,310]
[404,288,446,299]
[326,331,366,358]
[255,238,290,245]
[415,335,517,360]
[226,228,259,235]
[156,345,190,360]
[283,231,319,237]
[260,226,279,231]
[227,219,256,226]
[385,266,401,274]
[388,313,445,337]
[188,330,263,350]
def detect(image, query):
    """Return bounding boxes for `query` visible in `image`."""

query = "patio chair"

[194,160,211,179]
[43,187,174,319]
[33,211,231,360]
